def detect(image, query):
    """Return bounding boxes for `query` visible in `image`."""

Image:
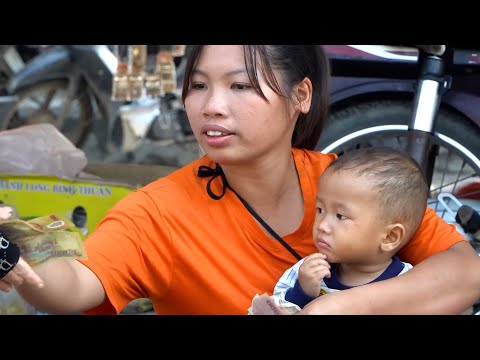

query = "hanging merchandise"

[128,45,147,100]
[111,45,130,101]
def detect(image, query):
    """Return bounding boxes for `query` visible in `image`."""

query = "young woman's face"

[313,169,389,264]
[184,45,297,165]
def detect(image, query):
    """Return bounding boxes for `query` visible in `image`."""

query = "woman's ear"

[294,77,313,114]
[380,223,406,253]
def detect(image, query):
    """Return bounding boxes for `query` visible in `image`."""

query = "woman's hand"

[0,206,44,292]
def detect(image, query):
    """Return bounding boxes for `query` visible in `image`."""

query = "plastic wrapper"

[0,123,87,178]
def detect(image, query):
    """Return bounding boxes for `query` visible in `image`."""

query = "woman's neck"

[221,151,298,208]
[219,150,304,237]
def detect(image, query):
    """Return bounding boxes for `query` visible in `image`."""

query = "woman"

[1,45,479,314]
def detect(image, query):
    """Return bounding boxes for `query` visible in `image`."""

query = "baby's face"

[313,169,388,264]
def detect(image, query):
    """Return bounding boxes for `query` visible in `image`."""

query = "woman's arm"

[300,242,480,314]
[14,259,106,314]
[0,206,107,314]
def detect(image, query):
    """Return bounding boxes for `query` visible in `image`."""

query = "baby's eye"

[316,207,323,214]
[231,83,252,90]
[336,214,348,220]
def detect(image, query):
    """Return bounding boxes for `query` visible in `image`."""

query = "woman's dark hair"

[181,45,331,150]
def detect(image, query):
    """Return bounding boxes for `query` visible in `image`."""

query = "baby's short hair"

[325,147,429,238]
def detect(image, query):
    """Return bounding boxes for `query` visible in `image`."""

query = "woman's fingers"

[0,280,13,292]
[2,270,24,287]
[9,258,44,288]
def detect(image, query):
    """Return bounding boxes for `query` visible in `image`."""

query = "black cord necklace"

[197,163,302,261]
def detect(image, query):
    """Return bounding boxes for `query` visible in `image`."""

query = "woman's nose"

[202,90,227,117]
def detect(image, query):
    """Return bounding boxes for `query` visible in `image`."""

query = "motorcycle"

[0,45,195,166]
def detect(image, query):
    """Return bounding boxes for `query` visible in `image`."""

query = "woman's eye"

[190,82,206,90]
[336,214,348,220]
[231,83,252,90]
[316,207,323,214]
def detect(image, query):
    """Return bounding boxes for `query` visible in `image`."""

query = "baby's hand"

[298,253,331,298]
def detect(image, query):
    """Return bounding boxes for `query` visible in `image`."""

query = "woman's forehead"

[199,45,245,62]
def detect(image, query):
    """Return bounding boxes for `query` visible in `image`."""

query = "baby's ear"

[380,223,406,253]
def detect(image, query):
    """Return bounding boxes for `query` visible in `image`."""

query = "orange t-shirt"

[78,148,466,314]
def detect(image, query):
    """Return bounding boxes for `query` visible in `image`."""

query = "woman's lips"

[201,124,235,147]
[201,124,232,135]
[203,133,234,147]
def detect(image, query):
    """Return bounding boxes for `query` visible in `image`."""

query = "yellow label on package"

[0,174,136,239]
